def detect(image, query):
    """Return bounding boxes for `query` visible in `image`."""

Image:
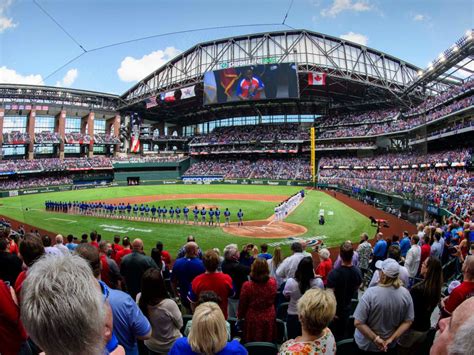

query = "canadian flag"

[130,135,140,153]
[308,72,327,85]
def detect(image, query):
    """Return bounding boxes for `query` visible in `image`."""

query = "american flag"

[145,96,158,109]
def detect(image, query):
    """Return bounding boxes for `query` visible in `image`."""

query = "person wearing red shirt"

[441,255,474,317]
[115,237,132,266]
[189,250,234,319]
[419,235,431,273]
[0,280,28,355]
[111,235,124,260]
[315,248,333,286]
[90,231,99,249]
[155,241,171,267]
[15,234,45,301]
[8,238,19,255]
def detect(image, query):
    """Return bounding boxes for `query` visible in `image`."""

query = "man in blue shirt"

[183,206,189,224]
[171,242,205,312]
[237,209,244,226]
[151,205,157,220]
[175,207,181,224]
[162,207,168,223]
[400,231,411,258]
[208,208,215,226]
[193,206,199,225]
[257,243,272,260]
[169,207,175,223]
[371,232,387,270]
[215,208,221,226]
[201,207,207,225]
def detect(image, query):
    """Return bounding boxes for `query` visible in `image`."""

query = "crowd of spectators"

[34,131,61,144]
[2,132,31,144]
[190,124,310,145]
[185,158,311,180]
[319,148,471,168]
[94,134,121,145]
[0,176,73,190]
[318,95,473,139]
[64,132,92,144]
[190,144,299,155]
[1,217,473,355]
[0,157,114,173]
[316,109,399,128]
[303,142,376,151]
[405,78,474,117]
[112,154,185,163]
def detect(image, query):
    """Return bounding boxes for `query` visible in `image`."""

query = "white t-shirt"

[283,277,324,315]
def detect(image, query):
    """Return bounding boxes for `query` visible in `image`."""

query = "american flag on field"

[144,96,158,109]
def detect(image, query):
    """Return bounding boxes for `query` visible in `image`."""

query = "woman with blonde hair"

[315,248,332,286]
[268,247,284,288]
[279,288,337,354]
[354,259,414,353]
[169,302,246,355]
[238,258,277,342]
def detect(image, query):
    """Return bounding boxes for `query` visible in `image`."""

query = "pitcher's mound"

[223,220,307,239]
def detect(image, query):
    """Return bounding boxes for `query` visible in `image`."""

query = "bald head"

[185,242,198,257]
[132,238,143,252]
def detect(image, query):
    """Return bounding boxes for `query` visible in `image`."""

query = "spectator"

[369,247,409,288]
[0,278,28,355]
[258,243,272,260]
[42,235,61,256]
[189,250,234,319]
[398,257,442,354]
[327,241,362,341]
[171,242,205,312]
[111,235,123,260]
[371,233,388,269]
[54,234,70,255]
[315,248,333,286]
[21,254,126,355]
[115,237,132,265]
[276,241,306,282]
[120,239,158,300]
[222,243,251,318]
[267,246,284,288]
[284,257,324,339]
[239,244,255,267]
[420,235,431,270]
[354,258,414,353]
[430,298,474,355]
[169,302,246,354]
[155,241,171,267]
[15,234,45,299]
[65,234,77,251]
[279,289,337,355]
[177,236,203,259]
[138,268,182,354]
[440,255,474,317]
[76,244,151,354]
[0,238,22,285]
[90,231,99,249]
[430,230,443,259]
[357,233,372,284]
[405,235,421,288]
[238,258,277,342]
[99,241,122,290]
[400,231,411,258]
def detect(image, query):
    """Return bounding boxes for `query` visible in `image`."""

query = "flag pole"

[310,127,316,188]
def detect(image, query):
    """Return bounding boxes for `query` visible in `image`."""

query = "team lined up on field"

[44,201,244,226]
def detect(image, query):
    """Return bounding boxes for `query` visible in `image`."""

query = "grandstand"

[0,21,473,355]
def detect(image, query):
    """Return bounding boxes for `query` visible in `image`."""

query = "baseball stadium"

[0,1,473,354]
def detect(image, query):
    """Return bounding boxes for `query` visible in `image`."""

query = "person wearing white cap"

[369,247,410,288]
[354,258,414,353]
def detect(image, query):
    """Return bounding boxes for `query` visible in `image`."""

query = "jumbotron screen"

[203,63,299,105]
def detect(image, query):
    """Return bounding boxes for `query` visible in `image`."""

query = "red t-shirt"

[444,281,474,314]
[315,258,333,285]
[14,271,27,301]
[190,272,234,318]
[111,243,124,259]
[115,248,132,266]
[0,280,27,355]
[9,242,19,255]
[90,241,99,249]
[161,250,171,266]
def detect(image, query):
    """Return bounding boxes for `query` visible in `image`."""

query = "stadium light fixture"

[452,45,459,52]
[439,53,445,62]
[467,29,473,39]
[418,70,423,77]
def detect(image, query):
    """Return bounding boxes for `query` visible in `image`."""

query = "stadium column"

[0,108,3,158]
[106,114,120,156]
[56,110,66,159]
[85,112,94,158]
[27,110,36,160]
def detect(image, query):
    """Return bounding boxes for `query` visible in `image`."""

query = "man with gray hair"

[54,234,70,255]
[276,241,306,282]
[222,243,250,317]
[20,254,124,355]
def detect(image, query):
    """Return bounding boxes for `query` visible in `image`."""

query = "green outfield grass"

[0,185,376,255]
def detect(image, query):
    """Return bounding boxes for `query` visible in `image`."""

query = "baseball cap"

[448,280,461,294]
[375,258,400,278]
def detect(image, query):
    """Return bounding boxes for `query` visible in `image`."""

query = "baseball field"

[0,185,377,254]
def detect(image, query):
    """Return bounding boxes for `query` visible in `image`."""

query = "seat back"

[244,342,279,355]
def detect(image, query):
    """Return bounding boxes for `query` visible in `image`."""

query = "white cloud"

[0,66,43,85]
[55,68,78,87]
[413,14,426,21]
[117,47,181,82]
[0,0,17,33]
[321,0,372,17]
[340,32,368,46]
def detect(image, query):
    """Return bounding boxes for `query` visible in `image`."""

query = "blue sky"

[0,0,472,94]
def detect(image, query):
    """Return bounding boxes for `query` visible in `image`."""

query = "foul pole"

[310,127,316,188]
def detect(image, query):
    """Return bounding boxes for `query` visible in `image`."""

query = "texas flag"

[308,72,327,86]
